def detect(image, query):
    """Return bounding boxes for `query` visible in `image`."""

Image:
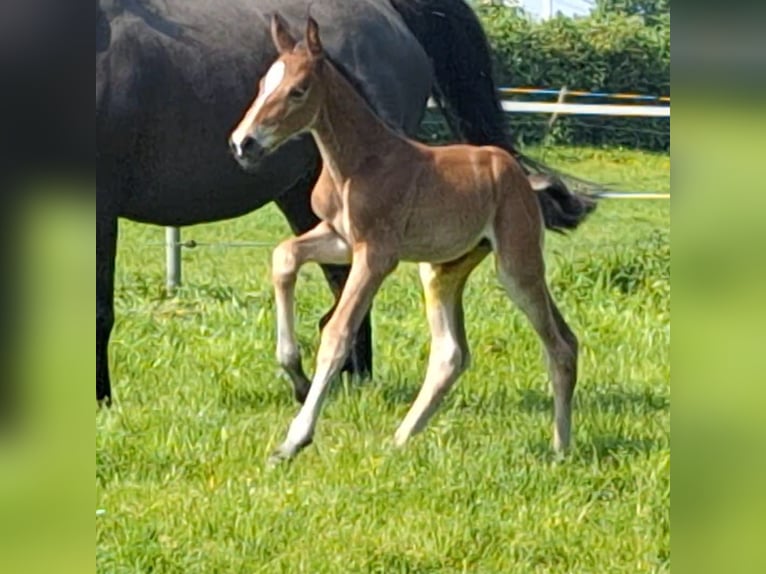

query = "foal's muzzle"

[229,134,266,165]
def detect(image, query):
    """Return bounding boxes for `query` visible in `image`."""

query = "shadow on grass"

[586,435,665,457]
[525,434,666,461]
[365,551,444,574]
[517,386,669,415]
[218,384,295,412]
[380,382,419,406]
[218,373,377,412]
[381,382,669,417]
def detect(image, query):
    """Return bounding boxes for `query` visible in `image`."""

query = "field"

[96,146,670,573]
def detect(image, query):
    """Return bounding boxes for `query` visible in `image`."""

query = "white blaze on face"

[231,61,287,155]
[260,61,287,103]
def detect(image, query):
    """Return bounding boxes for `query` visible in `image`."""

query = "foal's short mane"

[301,42,404,135]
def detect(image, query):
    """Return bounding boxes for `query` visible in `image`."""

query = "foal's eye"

[288,87,307,99]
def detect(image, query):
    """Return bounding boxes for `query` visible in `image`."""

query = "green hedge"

[453,9,670,151]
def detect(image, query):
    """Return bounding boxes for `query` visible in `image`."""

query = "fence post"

[165,226,181,293]
[547,86,568,133]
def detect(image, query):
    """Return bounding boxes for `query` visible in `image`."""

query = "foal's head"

[229,14,325,167]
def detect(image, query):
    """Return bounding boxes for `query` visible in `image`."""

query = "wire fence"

[420,113,670,151]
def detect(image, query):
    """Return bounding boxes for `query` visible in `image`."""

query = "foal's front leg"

[269,247,396,465]
[272,222,351,402]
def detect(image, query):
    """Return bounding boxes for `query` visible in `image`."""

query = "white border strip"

[500,101,670,117]
[427,98,670,117]
[592,192,670,199]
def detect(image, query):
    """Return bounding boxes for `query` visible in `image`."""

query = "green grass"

[97,146,670,573]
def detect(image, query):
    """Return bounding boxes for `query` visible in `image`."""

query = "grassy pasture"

[97,146,670,573]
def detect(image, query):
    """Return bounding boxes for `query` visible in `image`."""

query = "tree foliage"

[473,6,670,150]
[595,0,670,25]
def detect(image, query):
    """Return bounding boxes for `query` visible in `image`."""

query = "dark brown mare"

[230,16,596,464]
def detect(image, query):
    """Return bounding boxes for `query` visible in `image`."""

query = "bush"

[476,8,670,151]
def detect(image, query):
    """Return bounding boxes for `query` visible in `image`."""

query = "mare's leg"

[493,203,578,452]
[271,222,351,403]
[269,248,396,464]
[97,205,117,406]
[274,173,373,380]
[394,245,490,445]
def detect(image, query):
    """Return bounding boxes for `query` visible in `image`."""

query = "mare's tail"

[388,0,597,232]
[528,174,597,234]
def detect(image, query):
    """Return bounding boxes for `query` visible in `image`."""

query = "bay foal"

[230,15,595,464]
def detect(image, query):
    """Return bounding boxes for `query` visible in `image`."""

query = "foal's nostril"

[230,135,257,158]
[241,135,256,154]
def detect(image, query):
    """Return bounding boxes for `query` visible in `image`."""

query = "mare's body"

[97,0,532,404]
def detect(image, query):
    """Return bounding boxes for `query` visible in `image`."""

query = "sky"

[519,0,594,19]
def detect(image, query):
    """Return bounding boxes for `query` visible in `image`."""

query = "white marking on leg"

[394,337,462,446]
[285,350,342,447]
[231,61,286,149]
[272,241,300,367]
[394,263,467,445]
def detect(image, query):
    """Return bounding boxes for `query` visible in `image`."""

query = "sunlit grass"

[98,146,669,573]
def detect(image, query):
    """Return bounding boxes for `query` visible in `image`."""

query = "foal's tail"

[388,0,598,232]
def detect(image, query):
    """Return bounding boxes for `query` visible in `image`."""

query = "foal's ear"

[271,13,296,54]
[306,17,323,57]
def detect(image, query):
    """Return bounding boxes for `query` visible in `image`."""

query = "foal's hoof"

[97,395,112,409]
[266,446,295,468]
[266,438,313,468]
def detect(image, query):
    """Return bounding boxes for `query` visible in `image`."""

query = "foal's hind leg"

[394,245,490,446]
[493,225,578,453]
[271,222,351,403]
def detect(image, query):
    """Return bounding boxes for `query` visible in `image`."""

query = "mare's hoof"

[97,395,112,409]
[339,353,372,380]
[293,385,310,405]
[281,362,311,404]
